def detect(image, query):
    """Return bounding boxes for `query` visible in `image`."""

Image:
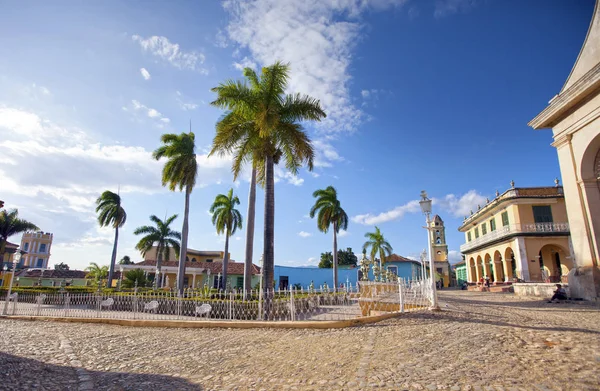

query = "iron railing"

[0,278,432,322]
[460,222,569,252]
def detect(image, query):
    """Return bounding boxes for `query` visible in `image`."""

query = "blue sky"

[0,0,594,270]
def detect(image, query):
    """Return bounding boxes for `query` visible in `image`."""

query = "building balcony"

[460,222,569,253]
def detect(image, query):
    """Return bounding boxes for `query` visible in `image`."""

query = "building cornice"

[529,63,600,129]
[461,231,570,255]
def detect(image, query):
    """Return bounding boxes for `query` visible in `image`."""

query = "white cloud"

[433,190,487,218]
[298,231,312,238]
[434,0,479,18]
[313,139,344,168]
[274,166,304,186]
[223,0,408,134]
[351,190,488,225]
[361,90,370,98]
[140,68,151,80]
[448,250,463,264]
[132,35,207,73]
[215,29,229,48]
[307,257,318,265]
[338,230,349,237]
[233,56,257,71]
[175,91,199,111]
[352,200,421,225]
[129,99,170,127]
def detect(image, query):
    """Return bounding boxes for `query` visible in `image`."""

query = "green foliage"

[54,262,69,271]
[95,191,126,228]
[210,189,243,237]
[0,209,39,258]
[318,248,358,268]
[85,262,108,286]
[118,255,133,265]
[363,226,393,265]
[133,214,181,262]
[122,269,147,288]
[309,186,348,234]
[152,132,198,193]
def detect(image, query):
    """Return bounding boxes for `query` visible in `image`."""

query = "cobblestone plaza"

[1,291,599,390]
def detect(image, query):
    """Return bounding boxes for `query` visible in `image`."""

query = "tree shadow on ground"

[0,352,203,391]
[441,294,600,312]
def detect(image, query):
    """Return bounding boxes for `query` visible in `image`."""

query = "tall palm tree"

[363,226,393,275]
[153,132,197,294]
[133,214,181,288]
[210,62,326,295]
[85,262,109,287]
[309,186,348,291]
[0,209,39,262]
[210,188,243,289]
[95,191,126,289]
[118,255,133,265]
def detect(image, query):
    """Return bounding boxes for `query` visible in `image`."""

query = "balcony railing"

[460,222,569,253]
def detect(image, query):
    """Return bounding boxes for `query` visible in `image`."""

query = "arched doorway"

[504,248,517,281]
[468,257,476,283]
[476,255,483,283]
[484,253,494,282]
[493,250,504,283]
[579,134,600,266]
[538,244,571,283]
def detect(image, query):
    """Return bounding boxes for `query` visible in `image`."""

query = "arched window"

[435,230,440,236]
[436,238,441,244]
[437,251,442,255]
[186,256,189,262]
[191,258,197,262]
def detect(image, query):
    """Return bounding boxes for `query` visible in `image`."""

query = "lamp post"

[3,250,21,315]
[419,191,439,311]
[420,249,427,281]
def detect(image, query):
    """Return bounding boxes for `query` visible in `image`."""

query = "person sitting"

[548,284,568,303]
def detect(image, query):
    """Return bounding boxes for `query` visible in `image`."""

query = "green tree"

[85,262,108,287]
[133,214,181,288]
[118,255,133,265]
[210,62,325,295]
[122,269,147,289]
[54,262,69,271]
[153,132,198,294]
[310,186,348,291]
[0,209,39,262]
[210,188,243,289]
[318,248,358,269]
[363,226,393,271]
[95,191,126,289]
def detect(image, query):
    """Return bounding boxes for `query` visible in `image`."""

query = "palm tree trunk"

[155,245,162,289]
[243,167,257,297]
[333,222,338,293]
[107,227,118,288]
[263,154,275,318]
[178,185,191,295]
[222,229,230,290]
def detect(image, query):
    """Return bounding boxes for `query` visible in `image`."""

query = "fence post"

[96,292,101,318]
[36,294,42,317]
[12,293,18,315]
[229,291,233,320]
[398,278,404,313]
[290,288,295,322]
[64,293,69,317]
[133,290,137,320]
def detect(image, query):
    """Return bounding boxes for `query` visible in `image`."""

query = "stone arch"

[538,243,572,282]
[579,132,600,264]
[476,255,483,283]
[484,253,493,281]
[493,250,505,283]
[468,257,476,283]
[504,247,517,281]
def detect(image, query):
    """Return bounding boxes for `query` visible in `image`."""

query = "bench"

[195,304,212,317]
[100,298,114,308]
[144,300,159,312]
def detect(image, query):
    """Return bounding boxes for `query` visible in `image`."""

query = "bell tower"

[430,215,448,262]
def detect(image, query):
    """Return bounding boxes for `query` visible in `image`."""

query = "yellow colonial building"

[20,232,53,268]
[459,183,573,285]
[529,1,600,300]
[430,215,452,287]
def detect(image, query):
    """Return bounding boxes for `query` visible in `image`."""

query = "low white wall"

[513,283,569,298]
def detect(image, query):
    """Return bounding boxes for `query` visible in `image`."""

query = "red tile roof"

[386,254,420,263]
[16,269,87,279]
[135,260,261,275]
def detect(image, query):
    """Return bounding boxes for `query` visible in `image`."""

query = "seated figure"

[548,284,568,303]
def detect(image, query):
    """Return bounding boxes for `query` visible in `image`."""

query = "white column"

[514,237,530,281]
[192,273,196,288]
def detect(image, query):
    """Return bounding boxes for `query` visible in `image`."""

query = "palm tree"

[210,188,243,289]
[85,262,109,287]
[210,62,326,295]
[118,255,133,265]
[363,226,393,274]
[95,191,126,289]
[0,209,39,262]
[153,132,197,294]
[122,269,148,289]
[309,186,348,291]
[133,214,181,288]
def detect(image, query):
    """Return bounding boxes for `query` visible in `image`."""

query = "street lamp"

[3,250,22,315]
[419,191,440,311]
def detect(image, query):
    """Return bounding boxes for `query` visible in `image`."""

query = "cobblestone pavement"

[1,291,599,391]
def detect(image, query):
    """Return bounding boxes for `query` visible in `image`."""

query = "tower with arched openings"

[430,214,452,287]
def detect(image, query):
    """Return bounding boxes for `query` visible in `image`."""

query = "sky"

[0,0,595,271]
